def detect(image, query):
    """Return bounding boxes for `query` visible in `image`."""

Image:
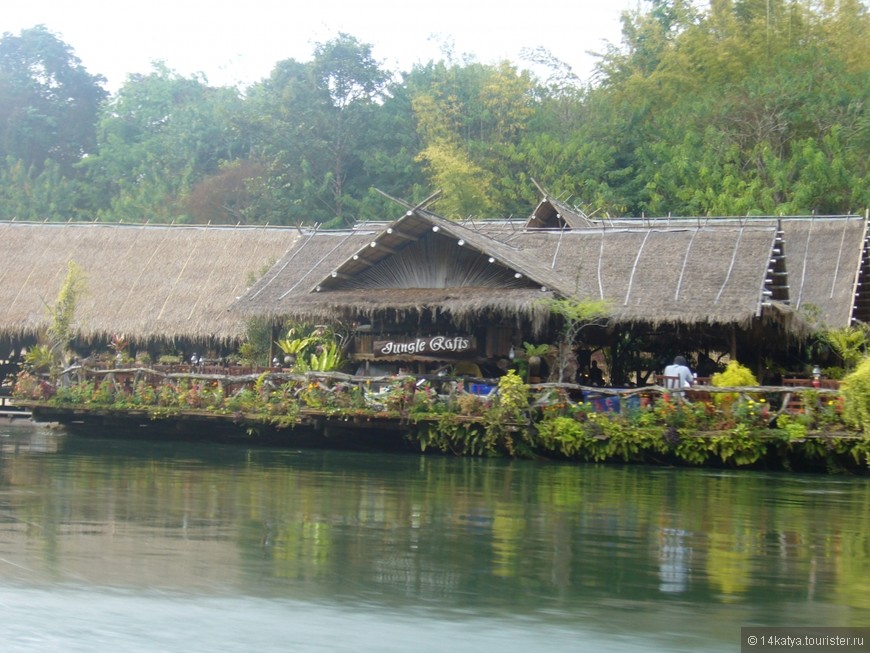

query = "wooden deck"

[0,393,31,420]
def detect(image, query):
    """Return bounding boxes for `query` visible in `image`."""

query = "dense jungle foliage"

[1,0,868,224]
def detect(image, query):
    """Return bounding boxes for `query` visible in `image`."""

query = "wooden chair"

[655,374,682,389]
[782,378,812,413]
[685,377,712,403]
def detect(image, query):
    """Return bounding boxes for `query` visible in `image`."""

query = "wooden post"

[730,326,738,361]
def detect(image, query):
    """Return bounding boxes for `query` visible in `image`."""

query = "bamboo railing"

[53,364,841,420]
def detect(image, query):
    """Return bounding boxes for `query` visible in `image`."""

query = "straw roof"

[774,217,867,328]
[0,221,299,343]
[507,225,778,327]
[4,208,859,347]
[234,215,556,328]
[235,210,868,335]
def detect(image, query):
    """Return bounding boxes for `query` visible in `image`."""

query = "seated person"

[588,360,604,386]
[663,356,694,391]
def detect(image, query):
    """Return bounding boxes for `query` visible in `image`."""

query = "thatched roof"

[0,221,299,343]
[234,210,868,334]
[507,225,780,327]
[537,214,868,330]
[234,214,556,329]
[774,217,867,328]
[4,208,859,347]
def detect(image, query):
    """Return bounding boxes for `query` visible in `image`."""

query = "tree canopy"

[0,1,868,223]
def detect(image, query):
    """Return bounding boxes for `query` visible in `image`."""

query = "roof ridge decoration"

[524,178,596,231]
[756,222,789,317]
[850,212,870,325]
[764,222,790,310]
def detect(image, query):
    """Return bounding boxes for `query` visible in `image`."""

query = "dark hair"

[673,355,688,367]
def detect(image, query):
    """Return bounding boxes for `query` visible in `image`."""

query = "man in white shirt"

[663,356,694,395]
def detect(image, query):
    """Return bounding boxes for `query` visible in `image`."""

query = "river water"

[0,423,869,652]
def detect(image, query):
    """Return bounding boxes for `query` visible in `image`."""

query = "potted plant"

[523,342,553,383]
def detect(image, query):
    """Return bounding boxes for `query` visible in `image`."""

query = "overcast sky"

[2,0,641,91]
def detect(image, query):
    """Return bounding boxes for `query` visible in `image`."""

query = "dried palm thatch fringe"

[0,212,864,346]
[0,222,300,343]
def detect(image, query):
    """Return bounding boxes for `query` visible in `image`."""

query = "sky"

[2,0,641,92]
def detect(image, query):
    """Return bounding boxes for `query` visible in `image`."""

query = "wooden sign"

[374,335,473,358]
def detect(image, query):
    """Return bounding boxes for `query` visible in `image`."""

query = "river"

[0,423,868,651]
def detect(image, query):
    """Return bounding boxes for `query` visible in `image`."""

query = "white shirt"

[663,364,694,389]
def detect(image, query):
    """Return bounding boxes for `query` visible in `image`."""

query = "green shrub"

[535,415,586,456]
[711,360,759,407]
[841,356,870,434]
[495,370,528,423]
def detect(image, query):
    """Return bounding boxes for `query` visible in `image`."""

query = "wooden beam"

[530,177,548,198]
[374,188,413,210]
[369,241,397,254]
[412,189,443,212]
[386,227,417,241]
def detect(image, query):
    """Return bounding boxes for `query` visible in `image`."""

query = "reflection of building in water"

[658,528,692,594]
[0,519,245,590]
[372,554,461,598]
[0,428,61,458]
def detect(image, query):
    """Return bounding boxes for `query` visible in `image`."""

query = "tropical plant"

[522,342,553,358]
[495,370,529,423]
[841,356,870,435]
[275,325,319,362]
[22,345,53,374]
[522,342,553,381]
[822,326,869,374]
[275,323,348,372]
[308,341,345,372]
[44,260,86,372]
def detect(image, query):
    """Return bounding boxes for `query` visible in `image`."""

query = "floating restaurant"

[0,192,866,384]
[230,194,868,386]
[2,192,870,468]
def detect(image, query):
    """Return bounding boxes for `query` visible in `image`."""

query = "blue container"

[583,391,620,413]
[623,394,641,411]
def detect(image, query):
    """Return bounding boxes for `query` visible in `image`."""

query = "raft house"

[1,190,868,455]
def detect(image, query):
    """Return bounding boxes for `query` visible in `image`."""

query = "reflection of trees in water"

[2,437,870,614]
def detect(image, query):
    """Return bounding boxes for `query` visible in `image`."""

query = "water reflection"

[1,425,870,650]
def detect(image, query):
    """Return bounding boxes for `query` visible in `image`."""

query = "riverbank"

[12,365,868,473]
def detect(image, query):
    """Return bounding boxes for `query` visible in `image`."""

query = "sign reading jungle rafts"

[374,336,472,358]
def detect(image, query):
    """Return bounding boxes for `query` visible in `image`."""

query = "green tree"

[0,157,80,220]
[546,298,611,382]
[408,58,538,218]
[245,34,393,226]
[84,63,247,221]
[581,0,870,216]
[0,25,107,175]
